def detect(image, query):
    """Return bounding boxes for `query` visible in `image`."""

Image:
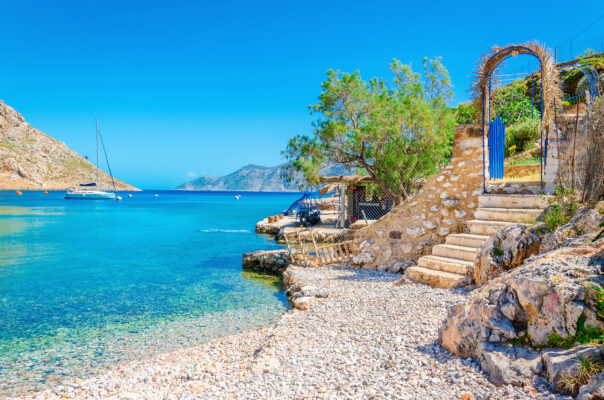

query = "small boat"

[65,185,116,200]
[154,194,159,197]
[65,119,118,201]
[235,195,241,200]
[16,191,22,196]
[128,194,133,198]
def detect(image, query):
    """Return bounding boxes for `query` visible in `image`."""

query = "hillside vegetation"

[0,100,137,191]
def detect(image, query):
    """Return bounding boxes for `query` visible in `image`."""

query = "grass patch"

[506,155,541,166]
[540,187,579,232]
[510,332,533,347]
[560,356,603,396]
[544,314,604,348]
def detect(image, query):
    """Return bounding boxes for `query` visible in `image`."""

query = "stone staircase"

[405,190,548,289]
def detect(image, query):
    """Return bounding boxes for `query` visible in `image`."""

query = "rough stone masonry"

[352,124,484,272]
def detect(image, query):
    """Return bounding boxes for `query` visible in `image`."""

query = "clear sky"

[1,0,603,189]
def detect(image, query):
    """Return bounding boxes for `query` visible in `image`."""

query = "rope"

[98,129,117,194]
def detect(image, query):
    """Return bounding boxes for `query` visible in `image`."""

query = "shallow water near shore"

[0,190,299,397]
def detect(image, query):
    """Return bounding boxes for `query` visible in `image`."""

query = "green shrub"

[492,85,541,127]
[505,119,541,157]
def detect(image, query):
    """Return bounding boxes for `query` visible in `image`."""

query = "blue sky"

[1,1,603,189]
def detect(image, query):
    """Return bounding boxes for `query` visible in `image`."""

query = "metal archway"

[473,42,561,191]
[560,64,600,102]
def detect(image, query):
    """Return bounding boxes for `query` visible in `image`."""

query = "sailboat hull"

[65,191,117,200]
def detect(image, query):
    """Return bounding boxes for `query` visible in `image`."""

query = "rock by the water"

[242,249,290,274]
[283,266,329,310]
[440,238,604,393]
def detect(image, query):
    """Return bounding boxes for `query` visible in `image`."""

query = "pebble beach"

[17,267,560,400]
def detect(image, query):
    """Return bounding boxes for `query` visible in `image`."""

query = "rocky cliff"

[0,99,137,191]
[175,163,350,192]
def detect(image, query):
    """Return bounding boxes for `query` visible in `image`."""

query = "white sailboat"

[65,119,117,200]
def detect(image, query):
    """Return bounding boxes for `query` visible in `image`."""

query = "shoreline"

[13,266,557,400]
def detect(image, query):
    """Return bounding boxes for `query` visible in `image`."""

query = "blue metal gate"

[488,116,505,179]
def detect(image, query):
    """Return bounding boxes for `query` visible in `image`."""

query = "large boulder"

[440,238,604,390]
[474,224,541,285]
[441,239,604,355]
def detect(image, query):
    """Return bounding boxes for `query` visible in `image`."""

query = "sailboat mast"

[96,118,99,186]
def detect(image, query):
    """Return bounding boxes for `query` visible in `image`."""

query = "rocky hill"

[176,163,351,192]
[0,99,137,191]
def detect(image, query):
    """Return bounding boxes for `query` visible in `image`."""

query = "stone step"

[474,207,542,223]
[486,181,544,195]
[432,244,480,262]
[446,233,490,248]
[405,266,472,289]
[467,220,514,235]
[478,194,549,209]
[417,255,474,275]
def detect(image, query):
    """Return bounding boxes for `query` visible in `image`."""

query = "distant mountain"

[175,163,352,192]
[0,99,138,191]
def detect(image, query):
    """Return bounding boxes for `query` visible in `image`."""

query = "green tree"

[283,57,455,204]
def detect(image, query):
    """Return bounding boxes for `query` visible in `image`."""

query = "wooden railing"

[283,229,356,267]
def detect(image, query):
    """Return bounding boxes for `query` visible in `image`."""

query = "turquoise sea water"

[0,190,299,397]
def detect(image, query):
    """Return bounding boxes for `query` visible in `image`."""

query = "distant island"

[0,99,138,191]
[175,163,351,192]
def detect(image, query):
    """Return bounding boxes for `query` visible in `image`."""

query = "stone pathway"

[18,268,560,400]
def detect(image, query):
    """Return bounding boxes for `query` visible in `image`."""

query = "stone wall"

[352,124,484,272]
[549,113,590,191]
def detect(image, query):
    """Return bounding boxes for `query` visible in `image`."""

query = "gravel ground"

[18,267,560,400]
